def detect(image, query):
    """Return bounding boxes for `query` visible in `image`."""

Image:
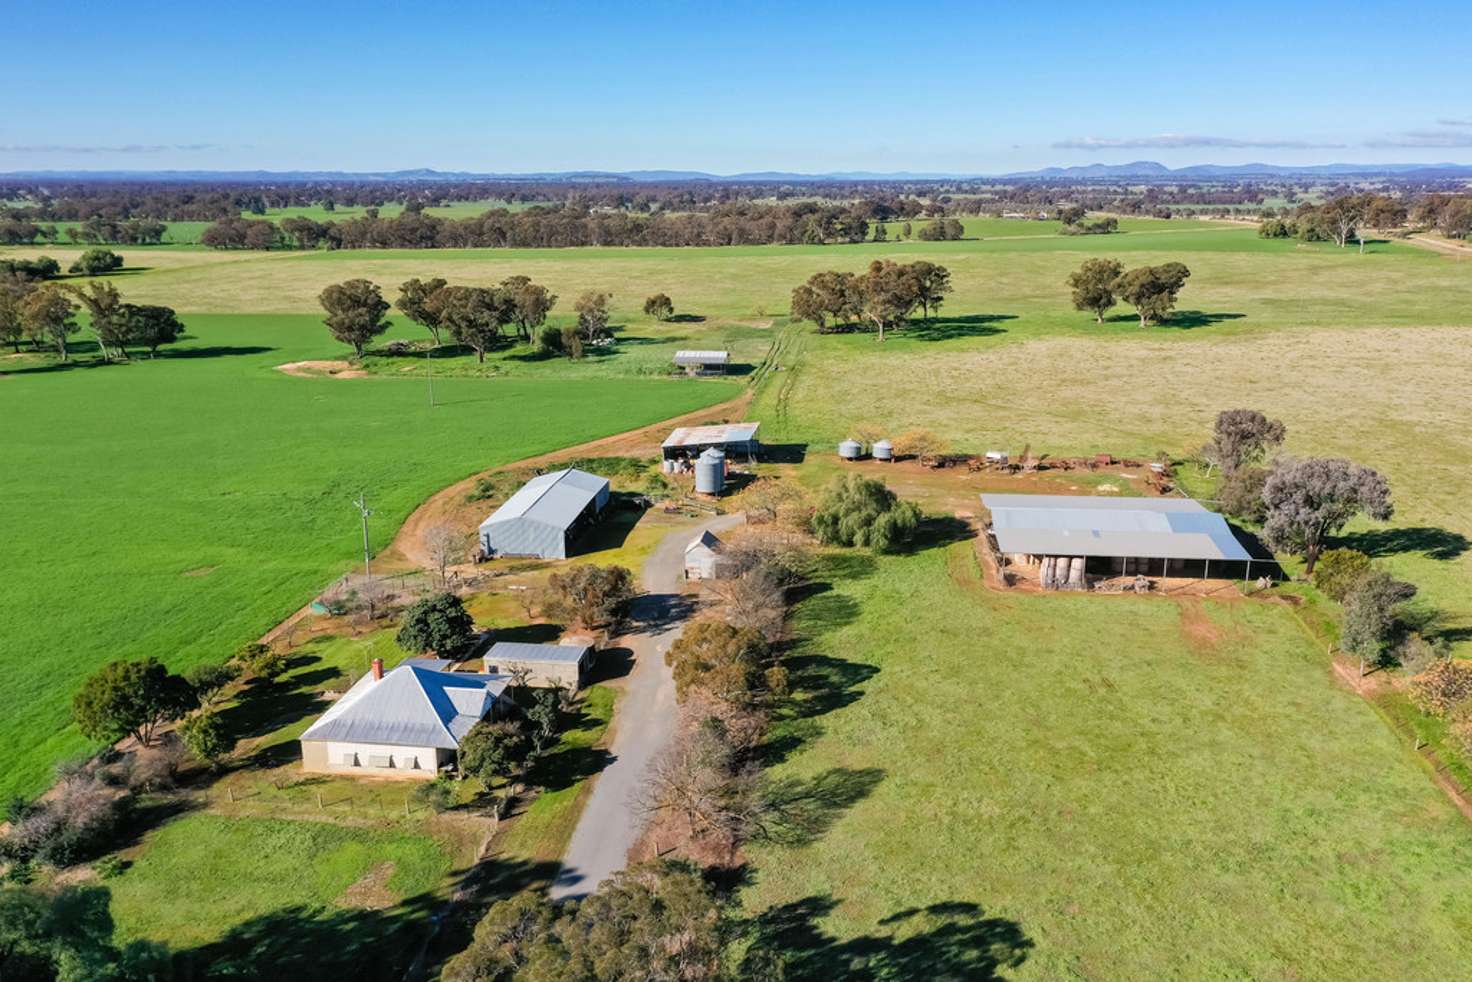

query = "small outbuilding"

[479,468,611,561]
[300,659,513,780]
[673,350,730,375]
[662,422,761,465]
[684,529,734,580]
[483,641,595,690]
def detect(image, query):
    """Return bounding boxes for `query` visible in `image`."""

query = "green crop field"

[0,313,737,799]
[738,545,1472,978]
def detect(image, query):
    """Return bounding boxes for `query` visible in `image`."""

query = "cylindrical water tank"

[838,439,862,460]
[695,448,726,495]
[872,439,893,461]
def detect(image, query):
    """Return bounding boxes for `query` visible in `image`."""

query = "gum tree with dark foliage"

[318,278,390,359]
[395,276,448,345]
[1112,262,1190,326]
[72,658,196,748]
[1067,258,1123,323]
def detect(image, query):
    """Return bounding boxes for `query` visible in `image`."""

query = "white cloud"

[1436,118,1472,127]
[1052,134,1345,151]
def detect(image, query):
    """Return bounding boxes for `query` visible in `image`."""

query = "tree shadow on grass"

[760,650,879,767]
[1156,310,1246,330]
[1333,526,1471,562]
[911,515,975,552]
[216,656,341,749]
[758,767,886,847]
[666,313,706,323]
[176,855,561,982]
[902,313,1015,342]
[741,895,1033,981]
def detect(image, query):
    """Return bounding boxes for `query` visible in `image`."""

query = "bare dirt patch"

[275,360,368,379]
[1177,598,1225,652]
[182,565,218,577]
[338,861,397,909]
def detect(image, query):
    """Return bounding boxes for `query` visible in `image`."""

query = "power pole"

[353,492,373,581]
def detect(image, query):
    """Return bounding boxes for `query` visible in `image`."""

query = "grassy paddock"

[108,814,451,977]
[739,544,1472,978]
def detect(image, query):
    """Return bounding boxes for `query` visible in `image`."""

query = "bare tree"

[707,568,787,642]
[424,523,467,588]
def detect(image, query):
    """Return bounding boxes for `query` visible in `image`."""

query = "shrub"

[1450,702,1472,758]
[1410,659,1472,717]
[94,855,126,879]
[1218,465,1269,523]
[537,324,564,356]
[396,592,476,656]
[812,475,921,553]
[1393,633,1450,674]
[413,778,457,813]
[2,771,127,867]
[234,642,287,680]
[185,660,241,706]
[666,620,770,707]
[1339,571,1416,664]
[68,248,124,276]
[542,565,635,631]
[1312,548,1372,601]
[179,710,233,770]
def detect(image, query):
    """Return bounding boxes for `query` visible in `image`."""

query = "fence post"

[317,792,324,810]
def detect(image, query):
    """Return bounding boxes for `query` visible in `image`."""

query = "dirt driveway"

[549,513,745,900]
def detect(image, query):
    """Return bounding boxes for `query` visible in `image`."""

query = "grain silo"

[695,447,726,495]
[838,439,863,461]
[872,439,894,462]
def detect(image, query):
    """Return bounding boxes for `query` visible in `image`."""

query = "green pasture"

[108,814,451,978]
[739,544,1472,978]
[0,314,737,799]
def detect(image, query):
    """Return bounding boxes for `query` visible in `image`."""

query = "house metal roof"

[673,349,730,365]
[980,494,1252,562]
[662,422,760,448]
[300,662,510,749]
[485,641,592,665]
[479,468,610,533]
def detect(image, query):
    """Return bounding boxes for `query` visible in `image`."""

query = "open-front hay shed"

[661,422,761,465]
[980,493,1257,589]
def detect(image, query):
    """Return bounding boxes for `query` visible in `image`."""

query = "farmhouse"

[479,467,610,560]
[673,349,730,375]
[980,493,1256,589]
[483,641,595,689]
[300,659,513,780]
[661,422,761,465]
[684,529,732,580]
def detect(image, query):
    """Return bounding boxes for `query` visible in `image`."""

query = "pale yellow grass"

[775,326,1472,633]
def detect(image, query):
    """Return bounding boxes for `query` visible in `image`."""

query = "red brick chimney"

[371,658,384,681]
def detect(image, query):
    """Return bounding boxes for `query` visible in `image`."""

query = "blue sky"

[6,0,1471,173]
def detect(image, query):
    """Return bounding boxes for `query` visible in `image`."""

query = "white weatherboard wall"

[325,741,439,776]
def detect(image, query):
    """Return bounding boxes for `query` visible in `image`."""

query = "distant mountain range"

[997,160,1472,179]
[3,162,1471,183]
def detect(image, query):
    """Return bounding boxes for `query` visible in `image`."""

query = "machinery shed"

[479,468,611,560]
